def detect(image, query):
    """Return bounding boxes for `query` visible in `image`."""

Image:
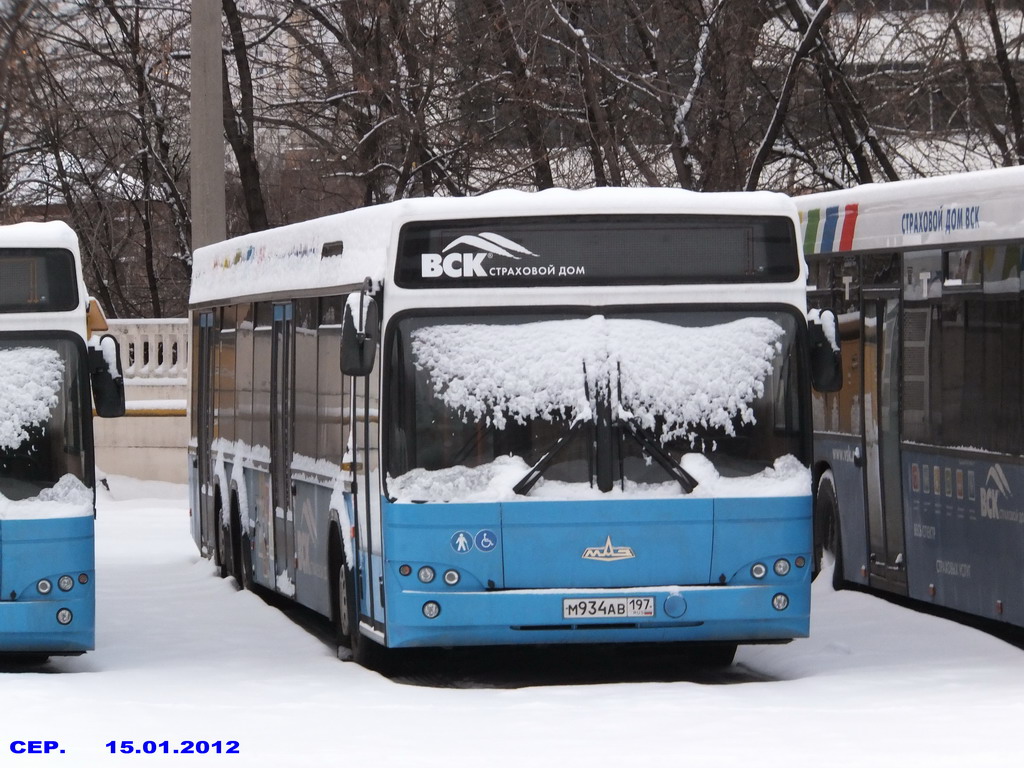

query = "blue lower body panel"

[382,496,811,649]
[0,516,95,654]
[0,594,95,653]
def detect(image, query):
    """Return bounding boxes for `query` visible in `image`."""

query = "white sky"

[4,475,1022,767]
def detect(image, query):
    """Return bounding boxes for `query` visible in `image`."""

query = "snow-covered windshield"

[0,337,91,507]
[386,310,808,502]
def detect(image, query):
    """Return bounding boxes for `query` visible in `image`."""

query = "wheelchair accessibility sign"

[475,529,497,552]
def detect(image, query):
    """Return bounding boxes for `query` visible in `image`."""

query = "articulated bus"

[799,166,1024,628]
[188,188,840,667]
[0,221,124,658]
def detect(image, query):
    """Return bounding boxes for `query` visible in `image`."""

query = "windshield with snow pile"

[0,336,92,509]
[385,309,809,503]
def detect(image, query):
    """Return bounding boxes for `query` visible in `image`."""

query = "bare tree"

[10,1,192,317]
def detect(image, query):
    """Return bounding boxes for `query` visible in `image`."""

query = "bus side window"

[252,303,274,449]
[318,296,345,465]
[294,298,319,462]
[217,305,237,445]
[235,303,255,449]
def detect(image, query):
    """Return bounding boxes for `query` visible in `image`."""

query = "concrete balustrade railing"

[106,318,190,382]
[94,318,190,484]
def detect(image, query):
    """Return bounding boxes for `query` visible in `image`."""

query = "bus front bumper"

[0,594,94,654]
[382,581,810,649]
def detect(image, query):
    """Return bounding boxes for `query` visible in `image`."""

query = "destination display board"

[0,249,78,312]
[395,215,799,288]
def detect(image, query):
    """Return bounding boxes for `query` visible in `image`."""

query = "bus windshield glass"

[386,309,808,502]
[0,337,91,511]
[0,249,79,312]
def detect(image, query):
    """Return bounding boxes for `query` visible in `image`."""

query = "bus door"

[195,310,216,554]
[350,367,382,634]
[863,292,907,592]
[271,302,295,593]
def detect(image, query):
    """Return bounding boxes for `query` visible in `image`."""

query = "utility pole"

[190,0,226,248]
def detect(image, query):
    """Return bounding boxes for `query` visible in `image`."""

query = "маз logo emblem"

[582,536,635,562]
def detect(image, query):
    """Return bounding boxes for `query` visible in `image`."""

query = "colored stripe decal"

[839,203,859,251]
[803,208,820,255]
[821,206,840,252]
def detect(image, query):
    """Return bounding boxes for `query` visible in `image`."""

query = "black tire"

[333,548,355,651]
[816,470,845,591]
[213,488,227,579]
[332,538,389,670]
[690,642,738,669]
[238,531,254,590]
[229,493,244,588]
[4,653,50,666]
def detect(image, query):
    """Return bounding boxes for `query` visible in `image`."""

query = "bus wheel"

[213,489,227,578]
[333,550,389,670]
[816,470,845,591]
[5,653,49,666]
[229,494,244,588]
[690,642,737,668]
[333,550,355,651]
[238,531,254,591]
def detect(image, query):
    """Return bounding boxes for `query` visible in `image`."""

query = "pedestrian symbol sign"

[451,531,473,553]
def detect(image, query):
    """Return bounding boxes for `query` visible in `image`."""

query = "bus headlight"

[56,608,73,625]
[417,566,435,583]
[422,601,441,619]
[443,569,460,586]
[772,593,789,611]
[37,579,52,595]
[58,575,75,592]
[751,563,767,580]
[774,559,791,577]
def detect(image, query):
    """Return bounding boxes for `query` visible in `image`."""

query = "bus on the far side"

[799,166,1024,629]
[0,221,124,659]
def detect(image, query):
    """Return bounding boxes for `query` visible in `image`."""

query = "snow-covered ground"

[4,475,1023,766]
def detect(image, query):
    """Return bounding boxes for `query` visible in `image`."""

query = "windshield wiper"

[513,419,585,496]
[611,362,696,494]
[619,419,698,494]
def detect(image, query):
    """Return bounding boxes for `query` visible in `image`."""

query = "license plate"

[562,596,655,619]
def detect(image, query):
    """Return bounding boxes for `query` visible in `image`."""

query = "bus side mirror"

[89,334,126,418]
[341,288,379,377]
[808,309,843,393]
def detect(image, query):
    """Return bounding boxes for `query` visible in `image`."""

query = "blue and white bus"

[799,166,1024,629]
[0,221,124,659]
[188,188,840,667]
